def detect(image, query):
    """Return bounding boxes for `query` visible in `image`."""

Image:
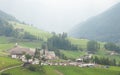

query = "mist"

[0,0,119,33]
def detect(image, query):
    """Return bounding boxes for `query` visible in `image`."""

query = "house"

[82,54,93,59]
[108,51,118,55]
[32,58,39,64]
[79,63,95,67]
[76,58,83,62]
[9,46,35,62]
[40,49,56,60]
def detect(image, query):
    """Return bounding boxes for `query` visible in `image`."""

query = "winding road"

[0,64,23,73]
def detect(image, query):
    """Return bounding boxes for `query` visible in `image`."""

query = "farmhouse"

[81,54,93,59]
[76,58,83,62]
[79,63,95,67]
[9,46,34,62]
[40,49,56,60]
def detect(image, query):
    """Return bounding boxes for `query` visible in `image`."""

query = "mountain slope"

[0,10,52,41]
[0,10,18,22]
[70,3,120,42]
[10,22,52,41]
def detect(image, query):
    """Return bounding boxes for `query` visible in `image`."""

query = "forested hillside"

[0,10,18,22]
[70,3,120,42]
[0,18,14,36]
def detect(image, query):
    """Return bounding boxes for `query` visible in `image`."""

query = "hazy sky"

[0,0,119,33]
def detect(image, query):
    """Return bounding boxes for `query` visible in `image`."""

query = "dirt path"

[0,64,23,73]
[55,70,64,75]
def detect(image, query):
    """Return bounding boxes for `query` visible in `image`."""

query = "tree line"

[104,42,120,52]
[87,40,120,53]
[93,56,117,66]
[47,32,78,51]
[87,40,100,53]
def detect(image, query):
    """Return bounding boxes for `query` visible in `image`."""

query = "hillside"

[10,22,52,41]
[0,57,22,70]
[0,10,52,41]
[70,3,120,42]
[0,10,18,22]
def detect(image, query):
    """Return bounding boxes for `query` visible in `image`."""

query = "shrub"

[27,65,45,73]
[1,72,11,75]
[28,65,37,71]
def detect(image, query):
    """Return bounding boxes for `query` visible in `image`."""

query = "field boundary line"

[0,64,23,73]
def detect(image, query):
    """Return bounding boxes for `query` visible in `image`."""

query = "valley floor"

[1,66,120,75]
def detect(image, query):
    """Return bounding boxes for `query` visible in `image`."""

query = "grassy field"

[2,66,120,75]
[68,37,105,50]
[0,57,22,70]
[0,36,14,55]
[10,22,52,41]
[18,41,42,48]
[60,50,86,59]
[1,67,43,75]
[0,44,14,51]
[109,66,120,71]
[54,66,120,75]
[68,37,89,49]
[2,66,58,75]
[0,44,14,56]
[0,36,42,49]
[0,36,10,44]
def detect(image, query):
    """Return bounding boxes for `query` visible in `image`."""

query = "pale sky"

[0,0,119,33]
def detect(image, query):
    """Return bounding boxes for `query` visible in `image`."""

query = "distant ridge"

[70,3,120,42]
[0,10,18,22]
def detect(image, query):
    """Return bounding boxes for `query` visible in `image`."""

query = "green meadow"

[54,66,120,75]
[11,22,52,41]
[68,37,89,49]
[2,66,120,75]
[60,50,86,59]
[0,57,22,70]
